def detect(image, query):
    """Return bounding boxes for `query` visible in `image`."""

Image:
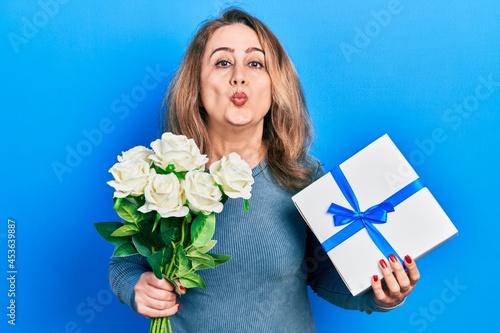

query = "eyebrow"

[209,47,265,58]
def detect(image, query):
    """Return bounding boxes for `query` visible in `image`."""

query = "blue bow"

[322,166,424,264]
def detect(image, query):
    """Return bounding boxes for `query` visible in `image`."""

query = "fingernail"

[373,275,379,282]
[180,285,186,292]
[404,255,413,264]
[389,254,398,263]
[379,259,388,269]
[177,304,182,310]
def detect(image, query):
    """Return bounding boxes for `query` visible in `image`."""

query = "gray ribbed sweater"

[108,159,391,333]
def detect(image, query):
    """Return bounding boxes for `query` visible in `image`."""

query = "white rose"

[107,158,151,198]
[138,169,189,218]
[149,132,208,172]
[118,145,153,163]
[182,171,223,215]
[209,153,254,199]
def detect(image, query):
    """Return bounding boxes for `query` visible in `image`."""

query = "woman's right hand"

[134,272,186,318]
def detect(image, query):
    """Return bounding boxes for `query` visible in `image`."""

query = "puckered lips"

[230,91,248,106]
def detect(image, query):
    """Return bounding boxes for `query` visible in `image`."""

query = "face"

[200,24,272,133]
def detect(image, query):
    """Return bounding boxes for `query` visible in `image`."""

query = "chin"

[226,120,253,128]
[225,113,253,126]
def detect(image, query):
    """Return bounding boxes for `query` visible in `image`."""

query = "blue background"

[1,1,499,332]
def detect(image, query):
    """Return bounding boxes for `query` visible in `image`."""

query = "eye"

[215,60,232,68]
[248,61,264,69]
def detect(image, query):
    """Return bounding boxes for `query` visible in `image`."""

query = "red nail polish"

[379,259,388,268]
[389,254,398,263]
[177,304,182,310]
[373,275,379,282]
[180,285,186,292]
[405,255,413,264]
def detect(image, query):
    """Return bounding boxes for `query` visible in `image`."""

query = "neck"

[207,127,266,168]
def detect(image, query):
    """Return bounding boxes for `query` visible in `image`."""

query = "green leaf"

[132,236,151,257]
[162,245,174,265]
[94,222,130,246]
[161,217,183,242]
[113,242,138,257]
[191,261,213,271]
[178,272,206,289]
[137,220,163,249]
[147,251,164,279]
[198,240,217,254]
[207,253,232,267]
[186,249,216,270]
[190,213,215,248]
[175,245,192,275]
[110,224,139,237]
[173,170,188,179]
[115,198,141,223]
[137,211,154,223]
[156,163,176,175]
[160,228,173,245]
[152,213,161,232]
[220,193,228,205]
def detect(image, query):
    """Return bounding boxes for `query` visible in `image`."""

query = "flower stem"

[150,317,158,333]
[180,216,186,246]
[167,317,172,333]
[150,222,185,333]
[160,317,165,332]
[165,241,176,279]
[113,197,123,210]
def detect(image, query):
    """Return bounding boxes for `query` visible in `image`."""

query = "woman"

[109,8,420,332]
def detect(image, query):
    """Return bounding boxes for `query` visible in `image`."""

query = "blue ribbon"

[322,166,425,263]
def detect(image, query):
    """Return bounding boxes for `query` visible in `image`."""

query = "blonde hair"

[162,8,316,191]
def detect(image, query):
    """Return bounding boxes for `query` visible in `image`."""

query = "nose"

[230,64,246,86]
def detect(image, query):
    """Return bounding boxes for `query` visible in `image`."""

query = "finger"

[134,285,177,307]
[145,273,176,292]
[388,254,411,293]
[403,255,420,286]
[144,289,177,308]
[137,302,181,318]
[140,293,177,309]
[378,258,401,297]
[173,279,187,295]
[135,275,177,303]
[134,286,178,314]
[371,274,389,305]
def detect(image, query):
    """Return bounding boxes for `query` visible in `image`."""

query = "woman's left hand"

[371,254,420,308]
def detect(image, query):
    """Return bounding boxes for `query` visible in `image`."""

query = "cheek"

[256,77,272,109]
[200,76,226,108]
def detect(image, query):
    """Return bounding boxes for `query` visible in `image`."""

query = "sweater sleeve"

[108,253,151,313]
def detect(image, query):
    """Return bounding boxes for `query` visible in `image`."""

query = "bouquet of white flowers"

[94,132,254,333]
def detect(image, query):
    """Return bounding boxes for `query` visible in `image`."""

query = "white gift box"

[292,134,458,296]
